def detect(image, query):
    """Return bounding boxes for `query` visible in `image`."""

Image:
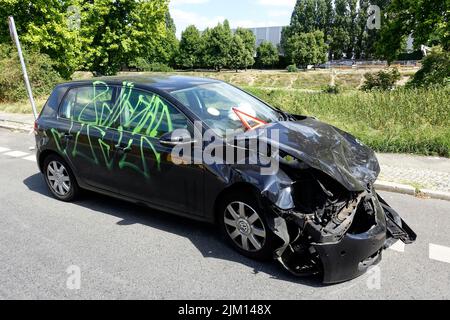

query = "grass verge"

[245,86,450,157]
[0,98,46,114]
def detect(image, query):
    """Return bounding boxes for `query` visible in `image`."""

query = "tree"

[376,0,449,62]
[285,31,328,68]
[80,0,169,75]
[178,25,203,69]
[289,0,318,34]
[256,41,279,68]
[408,47,450,88]
[235,28,256,69]
[0,0,85,78]
[281,0,329,54]
[228,35,247,72]
[328,0,351,59]
[144,11,179,67]
[203,20,233,71]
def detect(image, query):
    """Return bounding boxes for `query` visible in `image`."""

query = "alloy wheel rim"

[46,161,71,196]
[224,201,266,252]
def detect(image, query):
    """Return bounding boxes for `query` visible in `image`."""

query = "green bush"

[408,47,450,88]
[0,45,62,102]
[361,68,401,91]
[286,64,298,73]
[322,84,341,94]
[133,58,174,72]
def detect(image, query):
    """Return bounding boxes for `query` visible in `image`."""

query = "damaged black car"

[35,76,416,284]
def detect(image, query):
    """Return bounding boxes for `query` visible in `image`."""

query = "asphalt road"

[0,127,449,300]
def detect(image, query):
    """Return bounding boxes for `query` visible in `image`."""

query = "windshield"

[171,82,281,136]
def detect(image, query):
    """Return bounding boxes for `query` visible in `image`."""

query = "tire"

[218,191,277,261]
[43,154,79,202]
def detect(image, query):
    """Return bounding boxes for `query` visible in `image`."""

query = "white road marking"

[0,147,11,153]
[389,241,405,253]
[4,150,30,158]
[429,244,450,264]
[22,155,36,162]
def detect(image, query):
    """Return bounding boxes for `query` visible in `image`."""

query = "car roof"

[59,75,221,93]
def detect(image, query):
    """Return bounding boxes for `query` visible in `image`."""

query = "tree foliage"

[144,12,179,67]
[0,44,62,102]
[178,25,203,69]
[285,30,328,67]
[80,0,169,75]
[361,68,401,91]
[235,28,256,69]
[0,0,84,78]
[282,0,393,60]
[202,20,233,71]
[228,34,247,72]
[256,41,279,68]
[0,0,171,77]
[376,0,449,62]
[408,47,450,88]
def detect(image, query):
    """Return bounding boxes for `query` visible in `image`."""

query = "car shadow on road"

[24,173,324,287]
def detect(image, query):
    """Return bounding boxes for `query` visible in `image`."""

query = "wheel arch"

[38,150,80,188]
[213,182,262,224]
[38,149,64,173]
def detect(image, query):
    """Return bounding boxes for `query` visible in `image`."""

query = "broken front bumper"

[274,193,416,284]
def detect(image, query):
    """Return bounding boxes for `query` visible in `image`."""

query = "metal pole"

[8,16,38,120]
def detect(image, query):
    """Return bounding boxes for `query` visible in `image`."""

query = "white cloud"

[171,9,225,36]
[258,0,296,7]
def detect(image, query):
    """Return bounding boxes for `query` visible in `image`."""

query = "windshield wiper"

[276,109,291,121]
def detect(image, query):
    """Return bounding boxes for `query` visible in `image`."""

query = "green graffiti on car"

[51,81,174,179]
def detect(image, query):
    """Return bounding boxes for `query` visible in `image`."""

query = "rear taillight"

[34,119,38,132]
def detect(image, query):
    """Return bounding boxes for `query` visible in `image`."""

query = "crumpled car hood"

[237,117,380,192]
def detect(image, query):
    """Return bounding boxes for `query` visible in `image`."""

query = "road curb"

[375,180,450,202]
[375,181,416,196]
[420,189,450,202]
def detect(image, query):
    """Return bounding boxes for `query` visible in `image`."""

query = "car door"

[57,83,122,192]
[112,86,205,217]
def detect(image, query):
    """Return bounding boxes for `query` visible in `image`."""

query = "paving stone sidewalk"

[1,111,449,195]
[377,154,450,193]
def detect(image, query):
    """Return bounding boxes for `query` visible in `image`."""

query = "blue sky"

[169,0,296,37]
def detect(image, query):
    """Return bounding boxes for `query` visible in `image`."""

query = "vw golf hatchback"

[34,76,416,283]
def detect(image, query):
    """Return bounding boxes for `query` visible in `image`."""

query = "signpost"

[8,16,38,120]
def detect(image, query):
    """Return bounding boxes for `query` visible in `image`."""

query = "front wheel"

[218,192,277,261]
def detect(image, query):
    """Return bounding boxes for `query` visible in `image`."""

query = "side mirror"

[159,131,196,147]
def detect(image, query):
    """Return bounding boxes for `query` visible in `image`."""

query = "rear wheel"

[43,154,79,202]
[218,192,277,260]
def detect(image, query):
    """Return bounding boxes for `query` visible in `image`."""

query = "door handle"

[115,145,132,153]
[64,133,73,140]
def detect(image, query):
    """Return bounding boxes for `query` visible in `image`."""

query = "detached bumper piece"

[271,191,416,284]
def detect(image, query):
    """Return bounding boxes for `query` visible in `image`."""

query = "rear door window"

[59,83,116,127]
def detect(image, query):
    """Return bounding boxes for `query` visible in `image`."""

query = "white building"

[233,26,284,48]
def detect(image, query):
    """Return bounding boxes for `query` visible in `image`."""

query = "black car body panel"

[240,119,381,192]
[35,75,416,284]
